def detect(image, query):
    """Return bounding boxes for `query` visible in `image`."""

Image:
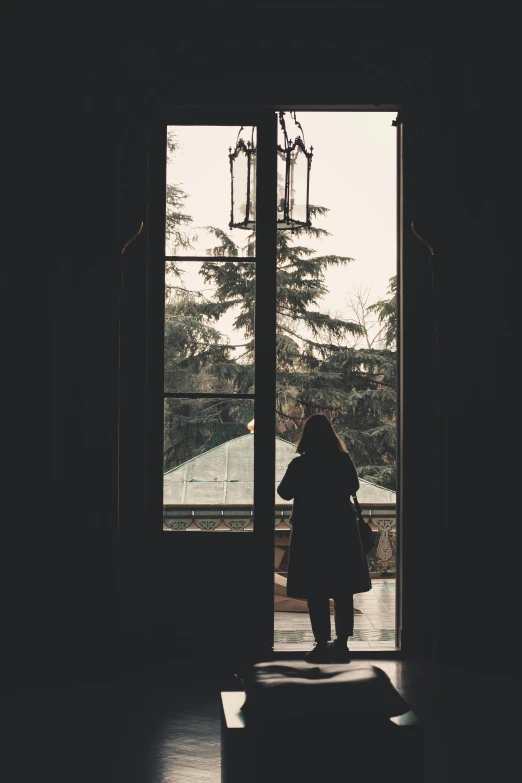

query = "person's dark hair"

[296,413,348,455]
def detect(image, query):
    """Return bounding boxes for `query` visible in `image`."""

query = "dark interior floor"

[14,656,519,783]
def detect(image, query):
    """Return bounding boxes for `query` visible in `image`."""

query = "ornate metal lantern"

[229,126,257,231]
[276,111,313,231]
[229,112,313,232]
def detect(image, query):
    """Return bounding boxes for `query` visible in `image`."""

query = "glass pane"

[277,144,309,228]
[288,144,308,224]
[164,261,255,394]
[166,125,256,257]
[163,398,254,530]
[232,145,249,220]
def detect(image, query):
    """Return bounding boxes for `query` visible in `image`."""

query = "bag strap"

[352,494,363,519]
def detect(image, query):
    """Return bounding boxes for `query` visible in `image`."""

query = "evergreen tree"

[165,133,196,261]
[163,284,253,470]
[199,215,397,490]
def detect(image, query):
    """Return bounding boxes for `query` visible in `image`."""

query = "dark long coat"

[277,451,372,599]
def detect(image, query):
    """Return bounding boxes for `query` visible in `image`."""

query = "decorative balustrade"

[164,506,254,531]
[164,503,397,572]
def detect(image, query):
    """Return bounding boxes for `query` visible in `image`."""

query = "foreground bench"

[221,662,424,783]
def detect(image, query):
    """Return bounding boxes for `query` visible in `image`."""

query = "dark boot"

[327,639,351,662]
[304,642,330,663]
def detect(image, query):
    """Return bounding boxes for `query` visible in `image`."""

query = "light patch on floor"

[274,579,397,651]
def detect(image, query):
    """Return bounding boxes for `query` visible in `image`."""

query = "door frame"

[140,105,404,658]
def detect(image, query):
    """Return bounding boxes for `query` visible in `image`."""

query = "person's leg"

[307,596,332,644]
[333,593,354,644]
[305,595,331,662]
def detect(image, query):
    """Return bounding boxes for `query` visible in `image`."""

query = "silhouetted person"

[277,413,372,662]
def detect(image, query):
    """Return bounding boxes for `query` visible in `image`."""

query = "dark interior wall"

[9,4,517,683]
[429,52,518,664]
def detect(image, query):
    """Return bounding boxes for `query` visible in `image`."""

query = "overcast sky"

[166,112,397,345]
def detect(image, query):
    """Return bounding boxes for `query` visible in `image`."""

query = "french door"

[147,110,278,653]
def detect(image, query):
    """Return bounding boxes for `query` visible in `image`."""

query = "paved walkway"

[273,578,397,651]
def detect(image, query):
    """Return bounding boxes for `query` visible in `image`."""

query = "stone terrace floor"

[274,578,397,652]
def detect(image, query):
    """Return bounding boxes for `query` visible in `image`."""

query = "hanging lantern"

[229,126,257,231]
[229,113,313,232]
[277,111,313,231]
